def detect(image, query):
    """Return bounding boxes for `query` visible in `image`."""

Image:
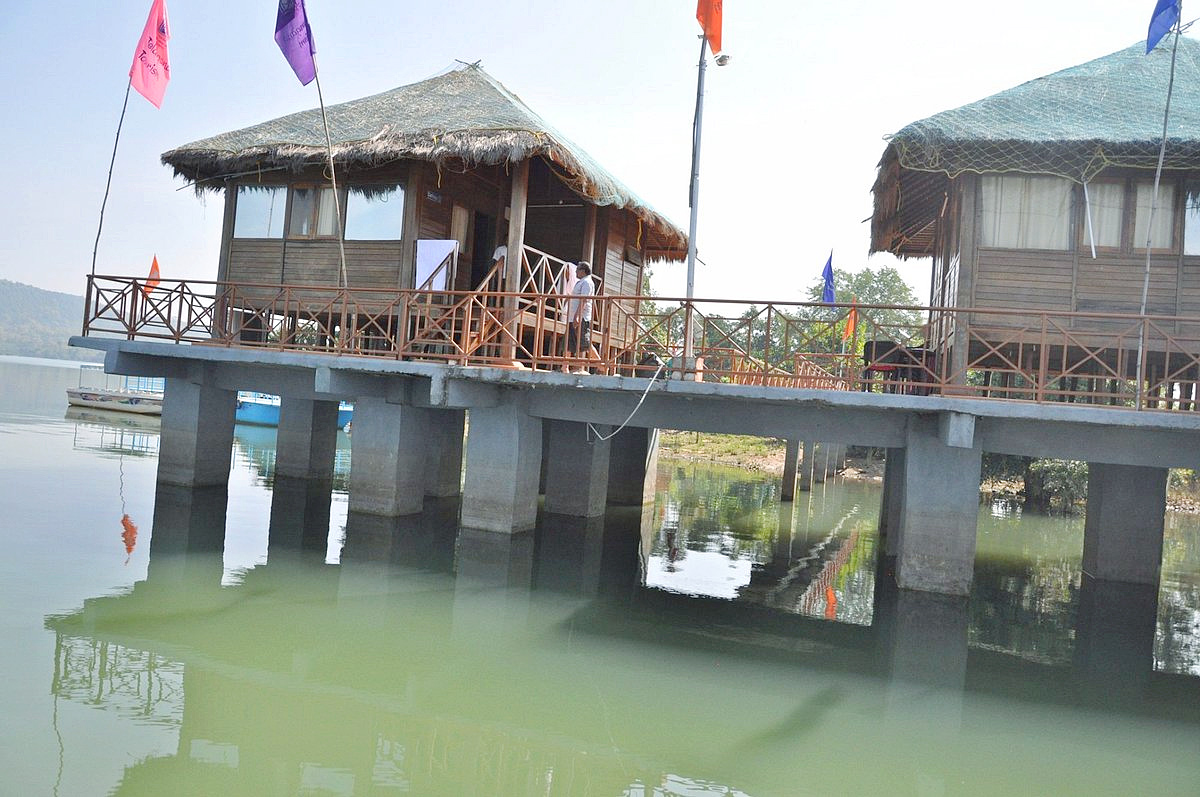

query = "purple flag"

[275,0,316,85]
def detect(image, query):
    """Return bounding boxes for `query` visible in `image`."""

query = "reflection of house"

[871,40,1200,393]
[162,64,685,359]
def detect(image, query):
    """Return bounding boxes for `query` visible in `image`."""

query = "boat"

[66,366,164,415]
[234,392,354,429]
[66,366,352,428]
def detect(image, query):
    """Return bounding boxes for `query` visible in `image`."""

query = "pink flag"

[130,0,171,108]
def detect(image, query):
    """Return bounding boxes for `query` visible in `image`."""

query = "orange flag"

[143,255,161,295]
[696,0,723,54]
[841,299,858,342]
[130,0,171,108]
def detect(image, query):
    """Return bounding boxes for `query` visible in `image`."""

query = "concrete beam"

[275,398,340,481]
[606,427,659,506]
[461,399,543,532]
[157,377,237,488]
[543,420,610,517]
[977,417,1200,469]
[894,415,982,596]
[422,372,501,409]
[347,398,430,516]
[1083,463,1167,585]
[938,412,975,449]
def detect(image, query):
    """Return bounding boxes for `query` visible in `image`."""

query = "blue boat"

[235,392,354,429]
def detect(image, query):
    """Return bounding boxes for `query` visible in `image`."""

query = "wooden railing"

[81,274,1200,412]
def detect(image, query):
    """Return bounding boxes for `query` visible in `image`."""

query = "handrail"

[80,274,1200,412]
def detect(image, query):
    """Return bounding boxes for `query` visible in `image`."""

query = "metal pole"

[1136,18,1182,408]
[682,36,708,376]
[91,80,134,277]
[313,58,349,289]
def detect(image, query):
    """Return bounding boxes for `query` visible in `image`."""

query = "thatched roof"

[872,37,1200,257]
[162,64,686,256]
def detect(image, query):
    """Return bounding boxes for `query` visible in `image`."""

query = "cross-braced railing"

[81,274,1200,412]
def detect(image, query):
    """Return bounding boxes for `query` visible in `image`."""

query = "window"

[344,186,405,240]
[233,186,285,238]
[1184,184,1200,256]
[1133,181,1175,250]
[980,175,1072,250]
[1083,181,1123,249]
[288,186,341,238]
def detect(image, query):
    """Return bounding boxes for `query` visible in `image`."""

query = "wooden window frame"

[286,184,345,240]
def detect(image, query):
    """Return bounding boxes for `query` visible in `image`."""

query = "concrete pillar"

[879,448,906,556]
[606,426,659,506]
[781,439,801,501]
[461,400,542,532]
[424,409,465,497]
[894,415,982,596]
[347,397,429,517]
[543,420,610,517]
[1083,463,1168,585]
[275,398,339,481]
[799,440,815,491]
[157,377,236,487]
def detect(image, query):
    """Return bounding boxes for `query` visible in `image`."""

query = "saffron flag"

[696,0,723,54]
[1147,0,1181,53]
[129,0,171,108]
[144,255,161,295]
[842,299,858,342]
[276,0,317,85]
[821,252,835,304]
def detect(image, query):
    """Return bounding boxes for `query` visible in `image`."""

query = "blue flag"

[1147,0,1181,53]
[821,252,835,304]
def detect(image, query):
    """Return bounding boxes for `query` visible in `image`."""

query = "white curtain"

[1134,181,1175,249]
[316,188,339,237]
[1087,181,1124,248]
[980,175,1071,250]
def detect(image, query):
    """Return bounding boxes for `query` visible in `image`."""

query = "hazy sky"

[0,0,1175,300]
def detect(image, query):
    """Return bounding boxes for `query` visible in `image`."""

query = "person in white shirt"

[565,261,594,373]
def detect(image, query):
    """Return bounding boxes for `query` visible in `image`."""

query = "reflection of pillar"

[158,377,236,487]
[781,439,801,502]
[877,576,969,728]
[462,399,542,532]
[348,397,429,516]
[607,427,658,506]
[453,528,535,639]
[535,513,606,595]
[879,448,906,557]
[1083,463,1167,585]
[894,416,981,596]
[1074,574,1158,695]
[543,420,610,517]
[424,409,466,498]
[268,476,333,557]
[275,398,339,481]
[603,505,650,597]
[147,484,229,587]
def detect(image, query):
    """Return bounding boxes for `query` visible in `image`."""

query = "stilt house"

[871,39,1200,399]
[160,63,686,362]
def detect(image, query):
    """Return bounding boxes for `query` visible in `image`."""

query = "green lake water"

[2,356,1198,796]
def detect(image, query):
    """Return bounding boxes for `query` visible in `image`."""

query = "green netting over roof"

[161,64,685,251]
[889,37,1200,182]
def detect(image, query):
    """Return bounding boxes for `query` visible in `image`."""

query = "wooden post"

[504,159,530,362]
[399,167,423,289]
[582,205,597,266]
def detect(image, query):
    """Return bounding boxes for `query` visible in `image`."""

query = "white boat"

[66,366,164,415]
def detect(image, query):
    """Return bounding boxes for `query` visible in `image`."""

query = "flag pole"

[683,34,708,377]
[90,80,134,277]
[312,57,348,289]
[1136,16,1182,409]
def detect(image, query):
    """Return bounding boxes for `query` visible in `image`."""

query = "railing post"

[1136,318,1149,410]
[81,275,94,336]
[1037,313,1048,403]
[681,301,695,380]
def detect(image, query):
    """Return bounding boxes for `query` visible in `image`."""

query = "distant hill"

[0,280,102,362]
